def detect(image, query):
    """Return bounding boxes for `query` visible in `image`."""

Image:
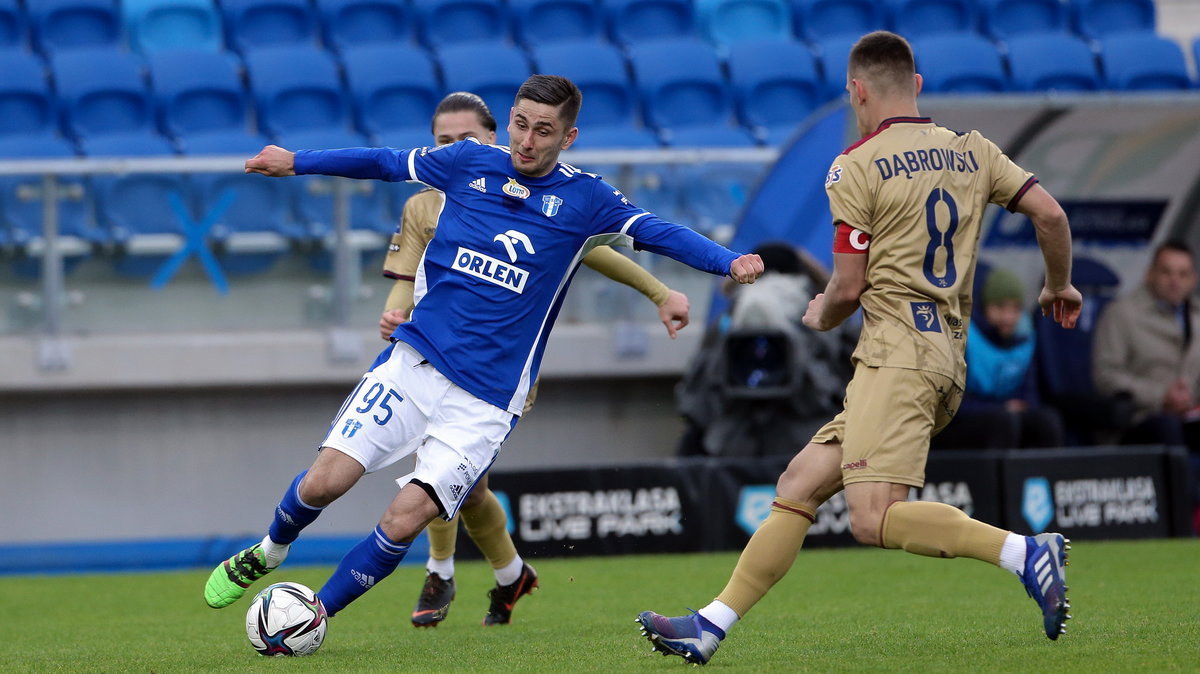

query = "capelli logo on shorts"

[842,459,868,471]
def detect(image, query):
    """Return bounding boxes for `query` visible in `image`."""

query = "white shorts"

[320,341,517,519]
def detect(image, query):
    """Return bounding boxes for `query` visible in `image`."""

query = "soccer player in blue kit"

[203,75,765,618]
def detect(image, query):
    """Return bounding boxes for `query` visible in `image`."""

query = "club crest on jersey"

[826,164,843,187]
[454,246,529,294]
[541,194,563,217]
[910,302,942,333]
[503,178,531,199]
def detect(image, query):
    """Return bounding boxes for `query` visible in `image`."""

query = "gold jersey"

[825,116,1036,387]
[383,188,443,288]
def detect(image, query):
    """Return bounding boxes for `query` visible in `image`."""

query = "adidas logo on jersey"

[351,569,376,589]
[449,484,464,501]
[469,177,486,193]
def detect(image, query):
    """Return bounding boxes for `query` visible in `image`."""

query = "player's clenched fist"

[729,254,764,284]
[245,145,296,177]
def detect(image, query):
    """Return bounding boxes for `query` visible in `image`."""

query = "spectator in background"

[932,266,1064,450]
[1092,240,1200,530]
[676,241,855,456]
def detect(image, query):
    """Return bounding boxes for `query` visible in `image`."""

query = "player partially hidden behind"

[379,92,691,627]
[637,31,1084,665]
[202,75,764,622]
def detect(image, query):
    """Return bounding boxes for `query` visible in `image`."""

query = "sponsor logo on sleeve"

[825,164,843,187]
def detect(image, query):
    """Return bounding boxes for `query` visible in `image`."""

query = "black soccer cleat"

[483,563,538,625]
[411,571,456,627]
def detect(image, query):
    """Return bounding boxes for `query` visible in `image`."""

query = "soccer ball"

[245,582,327,656]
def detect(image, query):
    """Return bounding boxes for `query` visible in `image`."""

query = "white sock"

[260,535,290,569]
[494,555,524,586]
[998,533,1028,576]
[426,556,455,580]
[697,600,739,633]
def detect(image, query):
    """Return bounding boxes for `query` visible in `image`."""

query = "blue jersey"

[295,139,738,415]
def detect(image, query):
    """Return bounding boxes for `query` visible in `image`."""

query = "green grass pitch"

[1,539,1196,672]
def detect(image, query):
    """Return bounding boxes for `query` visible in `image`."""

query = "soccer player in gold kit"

[382,92,691,627]
[638,31,1084,664]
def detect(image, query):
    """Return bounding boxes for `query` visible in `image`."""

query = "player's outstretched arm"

[244,145,296,177]
[729,254,764,284]
[1016,183,1083,329]
[581,246,690,337]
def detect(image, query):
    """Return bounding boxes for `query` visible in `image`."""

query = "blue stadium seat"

[278,128,390,238]
[696,0,792,47]
[148,49,250,138]
[1006,32,1101,92]
[529,41,638,129]
[317,0,415,52]
[51,49,156,140]
[913,33,1009,93]
[413,0,510,48]
[888,0,979,39]
[1099,34,1192,91]
[125,0,224,53]
[0,50,58,138]
[604,0,695,46]
[343,44,441,142]
[628,38,754,144]
[814,35,854,97]
[85,132,191,274]
[1034,256,1125,445]
[0,134,97,260]
[0,0,29,50]
[978,0,1071,41]
[244,46,351,137]
[184,129,303,271]
[1073,0,1155,40]
[568,126,662,148]
[438,43,533,141]
[510,0,606,47]
[727,38,824,144]
[30,0,122,53]
[222,0,320,53]
[791,0,887,43]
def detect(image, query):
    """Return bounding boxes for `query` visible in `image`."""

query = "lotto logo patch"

[910,302,942,333]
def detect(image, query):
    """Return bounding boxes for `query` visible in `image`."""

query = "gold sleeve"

[581,245,670,306]
[382,189,443,316]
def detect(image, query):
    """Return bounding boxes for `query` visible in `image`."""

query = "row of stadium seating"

[0,0,1162,56]
[1,31,1196,162]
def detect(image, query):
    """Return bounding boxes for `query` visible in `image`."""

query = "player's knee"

[462,487,488,509]
[298,473,345,508]
[848,508,884,547]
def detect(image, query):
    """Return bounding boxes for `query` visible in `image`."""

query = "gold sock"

[881,500,1006,564]
[715,497,815,617]
[461,489,517,569]
[426,513,459,562]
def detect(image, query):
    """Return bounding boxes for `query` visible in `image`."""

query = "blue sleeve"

[590,179,737,277]
[293,139,470,190]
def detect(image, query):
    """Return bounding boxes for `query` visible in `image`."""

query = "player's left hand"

[1038,284,1083,329]
[802,293,827,330]
[729,254,764,284]
[657,289,690,339]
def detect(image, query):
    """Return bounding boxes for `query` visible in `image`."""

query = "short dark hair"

[1152,239,1195,265]
[514,75,582,129]
[431,91,496,134]
[848,31,915,93]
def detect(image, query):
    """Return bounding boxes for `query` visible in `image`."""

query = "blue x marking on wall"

[150,190,237,294]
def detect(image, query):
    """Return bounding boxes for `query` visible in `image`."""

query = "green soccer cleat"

[204,543,274,609]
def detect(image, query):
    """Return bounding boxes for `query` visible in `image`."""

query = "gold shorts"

[811,364,962,488]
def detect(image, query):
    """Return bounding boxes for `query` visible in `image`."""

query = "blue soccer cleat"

[636,610,725,665]
[1020,532,1072,640]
